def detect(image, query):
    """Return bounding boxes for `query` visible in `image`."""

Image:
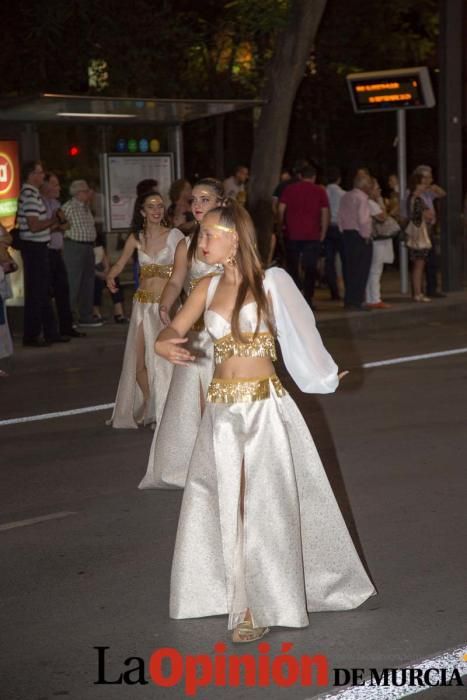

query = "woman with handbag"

[405,173,432,303]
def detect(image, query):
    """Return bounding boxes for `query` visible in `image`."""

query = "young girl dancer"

[155,200,376,642]
[107,191,184,428]
[139,178,224,488]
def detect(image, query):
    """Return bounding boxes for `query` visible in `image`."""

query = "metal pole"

[170,124,184,179]
[397,109,408,294]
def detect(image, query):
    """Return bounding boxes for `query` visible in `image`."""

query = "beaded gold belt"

[139,263,173,280]
[133,288,161,304]
[214,332,276,365]
[207,374,285,404]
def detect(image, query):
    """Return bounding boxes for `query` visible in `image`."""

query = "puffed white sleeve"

[263,267,339,394]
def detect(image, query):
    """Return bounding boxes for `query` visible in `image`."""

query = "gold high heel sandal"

[232,619,270,644]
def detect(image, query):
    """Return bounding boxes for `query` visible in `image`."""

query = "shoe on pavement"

[78,318,104,327]
[114,315,130,324]
[366,302,392,309]
[68,329,87,338]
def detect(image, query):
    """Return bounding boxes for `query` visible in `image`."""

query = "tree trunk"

[247,0,328,261]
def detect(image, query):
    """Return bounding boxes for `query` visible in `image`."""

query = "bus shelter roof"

[0,93,263,125]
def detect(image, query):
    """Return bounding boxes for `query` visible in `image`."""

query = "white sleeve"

[263,267,339,394]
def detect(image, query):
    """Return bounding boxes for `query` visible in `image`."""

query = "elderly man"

[223,165,249,204]
[62,180,102,327]
[17,160,65,346]
[337,172,373,311]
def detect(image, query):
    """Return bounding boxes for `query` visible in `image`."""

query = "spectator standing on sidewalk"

[41,173,85,339]
[325,167,346,300]
[223,165,249,205]
[17,161,65,346]
[62,180,102,328]
[365,178,394,309]
[279,164,330,310]
[414,164,446,298]
[337,172,373,311]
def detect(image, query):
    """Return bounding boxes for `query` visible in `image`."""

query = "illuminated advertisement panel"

[347,67,435,113]
[0,140,20,227]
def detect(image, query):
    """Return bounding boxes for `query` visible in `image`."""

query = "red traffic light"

[69,145,80,157]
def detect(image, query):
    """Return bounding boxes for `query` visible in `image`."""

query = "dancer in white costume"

[155,200,376,643]
[107,191,184,428]
[139,179,224,488]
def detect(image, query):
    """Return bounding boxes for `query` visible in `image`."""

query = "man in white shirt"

[223,165,249,204]
[324,167,346,300]
[17,161,64,347]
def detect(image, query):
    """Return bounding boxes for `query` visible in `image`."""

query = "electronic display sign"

[347,67,435,113]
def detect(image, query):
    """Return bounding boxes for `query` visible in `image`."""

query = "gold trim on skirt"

[206,374,286,404]
[214,332,277,365]
[139,263,173,280]
[133,288,161,304]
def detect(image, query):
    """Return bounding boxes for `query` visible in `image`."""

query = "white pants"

[365,240,394,304]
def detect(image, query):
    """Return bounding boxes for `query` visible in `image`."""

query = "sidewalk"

[313,268,467,332]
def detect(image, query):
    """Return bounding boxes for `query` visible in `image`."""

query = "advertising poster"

[103,154,174,231]
[0,140,20,228]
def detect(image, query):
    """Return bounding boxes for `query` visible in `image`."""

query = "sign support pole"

[397,109,408,294]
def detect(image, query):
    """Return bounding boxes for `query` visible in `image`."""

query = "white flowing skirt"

[170,377,376,630]
[108,299,173,429]
[139,327,214,488]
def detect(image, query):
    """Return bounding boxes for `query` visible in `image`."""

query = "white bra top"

[136,228,185,267]
[183,236,223,294]
[204,275,269,341]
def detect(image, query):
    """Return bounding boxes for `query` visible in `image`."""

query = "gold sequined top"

[139,263,173,280]
[213,332,276,365]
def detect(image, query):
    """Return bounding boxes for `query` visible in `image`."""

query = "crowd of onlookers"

[0,157,447,377]
[270,160,446,311]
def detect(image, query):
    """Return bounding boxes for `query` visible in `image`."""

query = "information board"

[347,67,435,113]
[101,153,174,231]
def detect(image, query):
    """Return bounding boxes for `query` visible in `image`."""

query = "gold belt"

[139,263,173,280]
[214,332,276,365]
[207,374,286,404]
[133,288,161,304]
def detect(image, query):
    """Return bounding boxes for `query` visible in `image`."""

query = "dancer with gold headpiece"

[107,191,185,428]
[155,199,376,643]
[139,178,224,488]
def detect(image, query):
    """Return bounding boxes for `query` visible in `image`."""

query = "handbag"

[372,215,401,241]
[405,220,432,250]
[0,246,18,274]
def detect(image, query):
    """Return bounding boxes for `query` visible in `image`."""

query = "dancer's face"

[191,185,219,222]
[142,195,164,225]
[198,211,235,265]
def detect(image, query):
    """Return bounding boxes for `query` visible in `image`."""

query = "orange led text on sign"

[355,82,400,92]
[368,93,413,103]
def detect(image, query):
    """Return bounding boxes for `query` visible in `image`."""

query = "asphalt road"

[1,314,466,700]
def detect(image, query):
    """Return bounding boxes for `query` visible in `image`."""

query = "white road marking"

[362,347,467,369]
[0,402,114,427]
[0,511,78,532]
[1,347,467,427]
[311,644,466,699]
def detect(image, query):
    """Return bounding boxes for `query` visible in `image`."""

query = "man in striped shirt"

[62,180,102,327]
[17,161,65,347]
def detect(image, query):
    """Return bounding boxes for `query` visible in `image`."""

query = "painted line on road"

[0,511,78,532]
[0,402,114,427]
[362,346,467,368]
[1,347,467,428]
[311,643,467,699]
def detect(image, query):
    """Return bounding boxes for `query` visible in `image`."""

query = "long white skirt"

[108,299,173,429]
[139,327,214,488]
[170,377,376,630]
